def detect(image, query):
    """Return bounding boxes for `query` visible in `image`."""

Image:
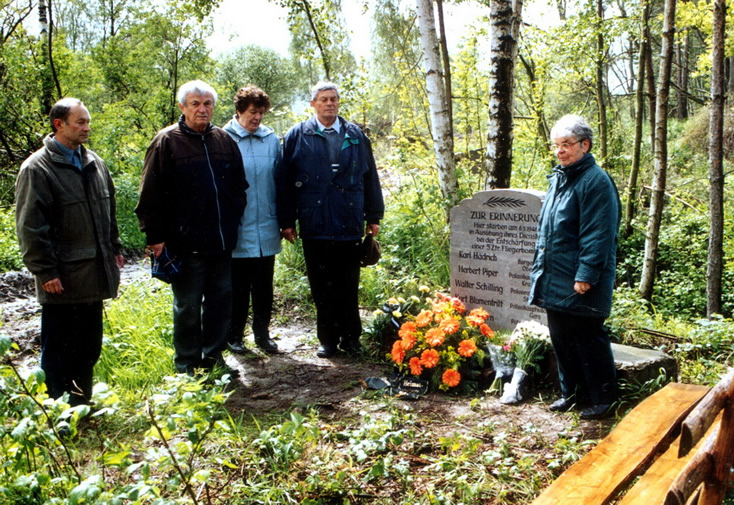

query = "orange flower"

[435,292,450,301]
[480,323,495,338]
[420,349,440,368]
[409,357,423,376]
[469,307,489,321]
[401,333,416,350]
[451,298,466,314]
[458,339,477,358]
[439,318,460,335]
[466,315,484,326]
[425,328,445,347]
[415,310,433,328]
[442,369,461,387]
[391,340,405,364]
[398,321,417,339]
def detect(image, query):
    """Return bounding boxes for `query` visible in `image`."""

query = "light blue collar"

[53,139,83,170]
[315,117,341,134]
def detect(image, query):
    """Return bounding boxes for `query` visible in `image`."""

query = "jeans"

[302,239,362,349]
[170,252,232,373]
[546,309,617,405]
[230,256,275,344]
[41,301,103,405]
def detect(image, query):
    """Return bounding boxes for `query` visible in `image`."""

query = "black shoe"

[549,397,575,412]
[339,340,362,355]
[255,336,279,354]
[580,403,611,420]
[316,345,337,358]
[228,341,248,354]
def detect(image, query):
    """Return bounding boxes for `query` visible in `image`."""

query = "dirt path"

[1,262,613,444]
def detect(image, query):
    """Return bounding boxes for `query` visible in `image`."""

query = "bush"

[0,207,23,271]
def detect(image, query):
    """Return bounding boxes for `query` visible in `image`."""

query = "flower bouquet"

[391,292,496,392]
[499,321,552,404]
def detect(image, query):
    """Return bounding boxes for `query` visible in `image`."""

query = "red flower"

[399,321,417,339]
[420,349,440,368]
[480,323,495,338]
[442,369,461,387]
[391,340,405,364]
[409,357,423,376]
[439,318,460,335]
[415,310,433,328]
[425,328,445,347]
[458,339,477,358]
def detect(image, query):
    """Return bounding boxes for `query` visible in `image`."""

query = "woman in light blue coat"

[223,86,282,353]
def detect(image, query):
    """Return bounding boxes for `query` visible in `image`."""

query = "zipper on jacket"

[201,135,226,250]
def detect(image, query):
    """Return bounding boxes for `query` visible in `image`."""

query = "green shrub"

[0,207,23,271]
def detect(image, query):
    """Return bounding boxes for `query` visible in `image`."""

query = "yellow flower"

[392,310,402,318]
[419,285,431,293]
[387,297,399,305]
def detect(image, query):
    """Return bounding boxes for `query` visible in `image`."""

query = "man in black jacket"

[136,80,248,375]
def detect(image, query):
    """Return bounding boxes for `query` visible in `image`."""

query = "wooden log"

[663,423,717,505]
[619,413,719,505]
[679,368,734,457]
[700,389,734,505]
[531,383,709,505]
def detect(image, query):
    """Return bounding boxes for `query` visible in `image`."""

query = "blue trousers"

[170,253,232,373]
[41,301,103,405]
[546,309,617,405]
[230,255,275,343]
[302,239,362,349]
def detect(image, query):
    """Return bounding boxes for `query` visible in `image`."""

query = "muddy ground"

[0,262,614,445]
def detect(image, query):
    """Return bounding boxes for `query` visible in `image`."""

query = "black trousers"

[546,309,618,405]
[41,301,103,405]
[230,255,275,344]
[302,239,362,349]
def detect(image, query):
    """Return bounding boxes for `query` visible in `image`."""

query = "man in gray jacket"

[16,98,124,406]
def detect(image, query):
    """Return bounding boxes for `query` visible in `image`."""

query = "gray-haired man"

[136,80,248,375]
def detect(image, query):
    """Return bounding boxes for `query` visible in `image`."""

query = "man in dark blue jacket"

[276,82,384,358]
[136,80,248,376]
[529,115,621,420]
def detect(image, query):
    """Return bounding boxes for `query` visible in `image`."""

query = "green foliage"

[97,280,176,395]
[0,208,23,271]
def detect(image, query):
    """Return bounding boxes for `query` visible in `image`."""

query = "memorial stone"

[450,189,546,331]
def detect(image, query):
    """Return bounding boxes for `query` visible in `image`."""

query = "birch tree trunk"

[706,0,726,317]
[623,0,649,238]
[595,0,608,164]
[675,30,689,119]
[645,26,656,151]
[485,0,523,189]
[415,0,458,210]
[639,0,676,301]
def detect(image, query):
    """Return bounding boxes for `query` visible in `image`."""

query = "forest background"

[0,0,733,503]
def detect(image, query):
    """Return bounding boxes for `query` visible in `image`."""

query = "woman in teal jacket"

[529,115,621,420]
[223,86,282,354]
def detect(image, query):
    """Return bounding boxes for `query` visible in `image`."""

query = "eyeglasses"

[552,140,580,152]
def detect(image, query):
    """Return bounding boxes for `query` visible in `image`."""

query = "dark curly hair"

[233,85,271,114]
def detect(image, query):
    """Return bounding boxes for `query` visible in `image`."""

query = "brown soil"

[1,262,614,445]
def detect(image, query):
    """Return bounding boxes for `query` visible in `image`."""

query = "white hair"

[310,81,339,101]
[177,80,218,106]
[550,114,594,150]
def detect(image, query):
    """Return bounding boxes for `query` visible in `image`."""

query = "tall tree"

[623,0,650,237]
[675,28,689,119]
[485,0,522,188]
[706,0,725,317]
[639,0,676,301]
[594,0,608,164]
[415,0,458,210]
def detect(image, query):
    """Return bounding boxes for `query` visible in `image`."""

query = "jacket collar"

[222,117,274,140]
[553,152,596,181]
[43,134,94,169]
[178,114,214,136]
[303,115,356,137]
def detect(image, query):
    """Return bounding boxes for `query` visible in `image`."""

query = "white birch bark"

[415,0,458,209]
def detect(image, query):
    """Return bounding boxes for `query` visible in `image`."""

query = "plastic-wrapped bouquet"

[499,321,552,404]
